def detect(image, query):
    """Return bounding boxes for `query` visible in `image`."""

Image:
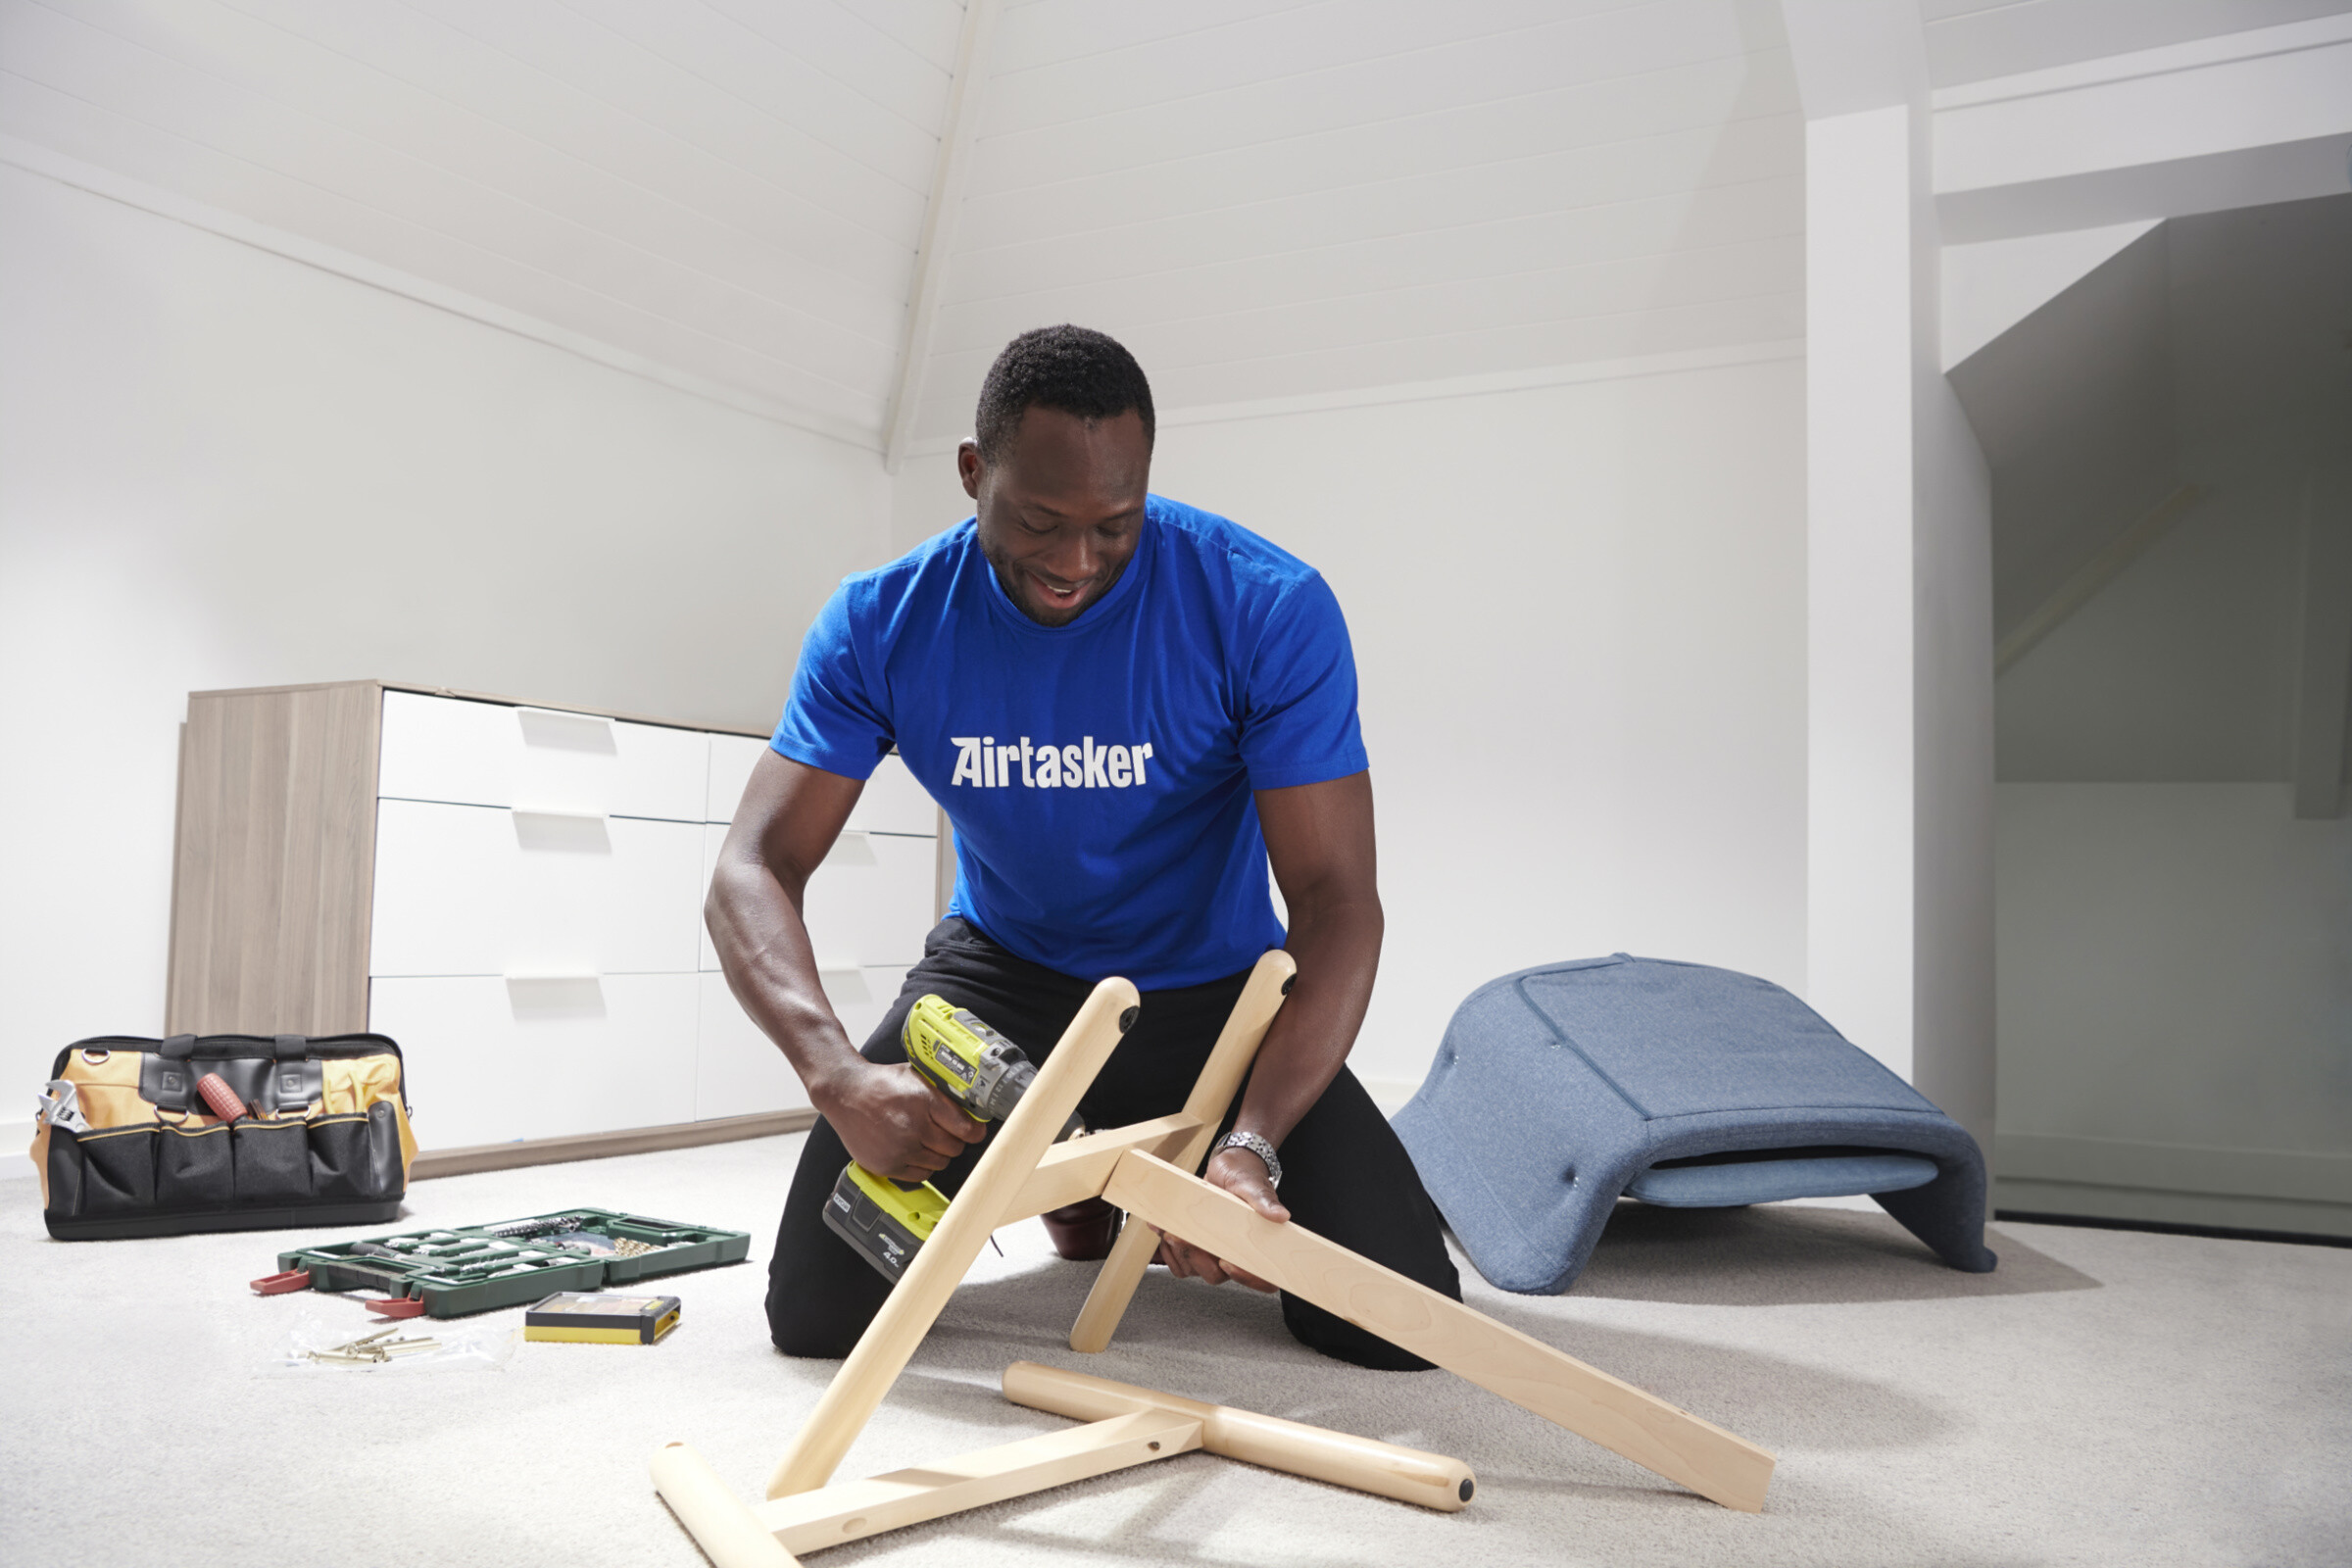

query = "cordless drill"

[822,996,1082,1283]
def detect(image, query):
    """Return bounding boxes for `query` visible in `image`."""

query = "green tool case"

[270,1207,750,1318]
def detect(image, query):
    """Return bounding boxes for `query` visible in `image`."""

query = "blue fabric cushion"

[1393,955,1997,1294]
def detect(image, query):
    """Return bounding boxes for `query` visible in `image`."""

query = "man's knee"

[766,1280,868,1359]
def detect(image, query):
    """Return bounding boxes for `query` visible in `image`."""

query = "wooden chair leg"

[654,1443,804,1567]
[764,977,1140,1500]
[1069,949,1296,1352]
[1106,1150,1778,1513]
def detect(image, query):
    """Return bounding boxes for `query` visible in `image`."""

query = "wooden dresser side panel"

[167,681,380,1034]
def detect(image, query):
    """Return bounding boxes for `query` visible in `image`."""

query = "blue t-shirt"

[770,495,1368,988]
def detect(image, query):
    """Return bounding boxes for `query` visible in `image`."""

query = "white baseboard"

[1995,1132,2352,1237]
[0,1119,38,1179]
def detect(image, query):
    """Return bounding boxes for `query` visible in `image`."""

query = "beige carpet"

[4,1134,2344,1567]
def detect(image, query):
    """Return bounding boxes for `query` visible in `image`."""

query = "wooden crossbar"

[757,1406,1204,1555]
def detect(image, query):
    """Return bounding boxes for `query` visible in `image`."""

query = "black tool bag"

[31,1033,417,1241]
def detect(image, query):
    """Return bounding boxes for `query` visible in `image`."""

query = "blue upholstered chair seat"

[1393,955,1997,1294]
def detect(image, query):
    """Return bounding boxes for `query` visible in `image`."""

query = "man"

[708,325,1457,1368]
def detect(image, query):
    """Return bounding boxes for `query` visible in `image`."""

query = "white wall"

[894,353,1809,1100]
[1995,784,2352,1235]
[1981,192,2352,1233]
[0,164,891,1128]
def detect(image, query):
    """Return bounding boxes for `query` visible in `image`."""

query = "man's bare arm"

[705,751,982,1181]
[1155,769,1383,1290]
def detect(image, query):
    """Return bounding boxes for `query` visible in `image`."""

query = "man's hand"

[817,1060,987,1183]
[1154,1146,1289,1292]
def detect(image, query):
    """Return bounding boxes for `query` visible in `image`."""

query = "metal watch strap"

[1212,1130,1283,1190]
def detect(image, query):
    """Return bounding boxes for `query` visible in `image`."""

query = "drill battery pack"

[822,1163,949,1284]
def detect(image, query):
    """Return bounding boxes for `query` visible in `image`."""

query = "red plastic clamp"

[250,1269,311,1296]
[367,1296,428,1319]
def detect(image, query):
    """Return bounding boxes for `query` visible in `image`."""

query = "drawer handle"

[505,974,606,1019]
[516,707,615,755]
[511,809,612,854]
[820,831,877,868]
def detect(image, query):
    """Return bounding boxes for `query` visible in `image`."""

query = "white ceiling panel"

[991,0,1330,75]
[0,0,969,436]
[3,0,1806,446]
[936,178,1801,355]
[961,49,1795,245]
[1922,0,2352,88]
[912,0,1802,441]
[948,130,1798,308]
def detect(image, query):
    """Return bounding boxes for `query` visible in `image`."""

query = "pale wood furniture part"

[652,959,1775,1565]
[1002,1361,1476,1512]
[166,679,941,1162]
[764,975,1143,1498]
[1069,952,1296,1352]
[1105,1150,1775,1512]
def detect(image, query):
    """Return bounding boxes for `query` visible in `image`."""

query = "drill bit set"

[252,1206,750,1317]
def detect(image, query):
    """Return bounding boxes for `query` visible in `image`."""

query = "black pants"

[766,918,1459,1369]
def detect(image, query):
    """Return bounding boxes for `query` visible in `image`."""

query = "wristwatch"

[1212,1130,1283,1191]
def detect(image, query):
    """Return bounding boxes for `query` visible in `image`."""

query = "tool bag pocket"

[308,1106,403,1204]
[60,1124,160,1217]
[30,1032,417,1241]
[159,1121,235,1209]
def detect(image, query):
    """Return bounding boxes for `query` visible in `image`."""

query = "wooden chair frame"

[653,956,1774,1566]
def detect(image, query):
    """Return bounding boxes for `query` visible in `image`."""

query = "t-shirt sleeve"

[1237,571,1370,790]
[770,583,895,779]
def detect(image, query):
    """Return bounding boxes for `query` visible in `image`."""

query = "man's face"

[960,405,1151,627]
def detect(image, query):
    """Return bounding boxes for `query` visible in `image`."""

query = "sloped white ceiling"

[910,0,1805,443]
[1922,0,2352,87]
[0,0,966,436]
[17,1,2324,452]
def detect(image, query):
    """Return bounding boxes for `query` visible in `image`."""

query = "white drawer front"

[821,962,913,1057]
[848,754,937,837]
[378,690,708,821]
[707,740,934,837]
[368,972,698,1150]
[707,732,769,822]
[701,823,936,972]
[691,966,908,1121]
[370,800,703,977]
[700,822,725,972]
[802,831,937,968]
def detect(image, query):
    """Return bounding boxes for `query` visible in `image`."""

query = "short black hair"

[973,325,1155,462]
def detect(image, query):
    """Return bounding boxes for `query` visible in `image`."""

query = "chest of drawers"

[166,681,944,1160]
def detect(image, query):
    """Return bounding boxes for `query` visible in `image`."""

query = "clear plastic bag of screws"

[256,1311,520,1377]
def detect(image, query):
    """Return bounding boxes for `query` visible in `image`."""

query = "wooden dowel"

[1003,1360,1475,1512]
[653,1443,804,1568]
[765,977,1140,1500]
[1105,1151,1777,1513]
[1069,949,1295,1352]
[754,1408,1201,1555]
